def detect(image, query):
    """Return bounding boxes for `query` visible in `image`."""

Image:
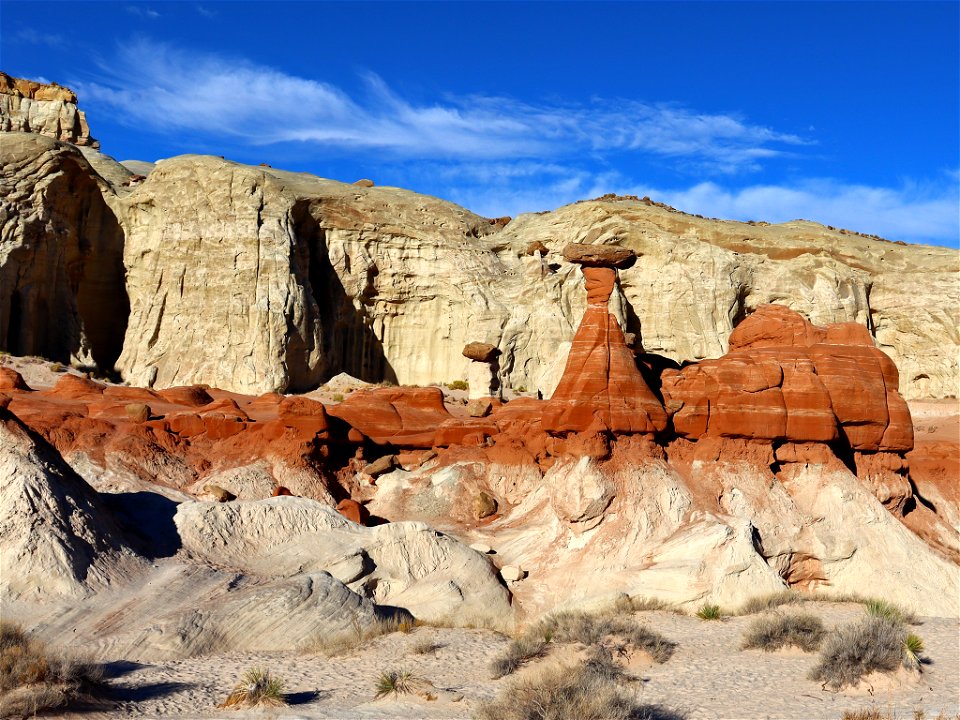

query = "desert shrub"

[741,612,826,652]
[446,380,469,391]
[902,633,925,670]
[332,393,344,402]
[219,667,286,708]
[809,616,905,690]
[490,610,675,678]
[374,669,418,699]
[695,603,723,620]
[0,622,104,717]
[477,660,685,720]
[864,598,917,625]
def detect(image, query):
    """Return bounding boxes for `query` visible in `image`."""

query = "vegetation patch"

[741,612,826,652]
[478,658,685,720]
[695,603,723,620]
[219,667,286,708]
[809,616,915,690]
[490,610,675,679]
[0,622,104,718]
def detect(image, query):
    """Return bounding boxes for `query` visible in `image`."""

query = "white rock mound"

[173,496,513,625]
[0,408,140,598]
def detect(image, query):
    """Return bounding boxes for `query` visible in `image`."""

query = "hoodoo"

[542,243,668,435]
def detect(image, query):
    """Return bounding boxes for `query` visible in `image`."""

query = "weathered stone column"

[541,243,667,435]
[462,342,501,400]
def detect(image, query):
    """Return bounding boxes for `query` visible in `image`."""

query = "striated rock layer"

[0,72,98,147]
[1,127,957,398]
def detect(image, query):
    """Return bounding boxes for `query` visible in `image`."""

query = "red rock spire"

[542,244,668,435]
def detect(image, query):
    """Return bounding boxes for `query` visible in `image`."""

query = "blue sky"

[3,1,959,246]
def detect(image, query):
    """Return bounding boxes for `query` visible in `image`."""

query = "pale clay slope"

[371,455,960,619]
[3,133,954,398]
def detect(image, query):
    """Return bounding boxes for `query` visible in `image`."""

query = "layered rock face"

[0,72,98,147]
[542,245,667,434]
[1,84,957,398]
[0,133,128,369]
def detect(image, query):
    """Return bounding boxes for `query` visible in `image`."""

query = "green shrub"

[332,393,345,402]
[695,603,723,620]
[374,669,418,699]
[741,613,826,652]
[446,380,469,391]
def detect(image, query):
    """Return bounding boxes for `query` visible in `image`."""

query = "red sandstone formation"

[0,367,30,392]
[662,305,913,453]
[462,342,500,363]
[542,248,667,435]
[326,387,453,448]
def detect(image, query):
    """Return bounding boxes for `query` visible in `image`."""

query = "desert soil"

[57,602,958,720]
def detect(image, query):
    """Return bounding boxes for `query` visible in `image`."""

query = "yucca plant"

[374,669,417,699]
[219,667,286,708]
[902,633,925,670]
[696,603,723,620]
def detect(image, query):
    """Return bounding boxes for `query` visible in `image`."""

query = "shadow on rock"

[103,491,181,558]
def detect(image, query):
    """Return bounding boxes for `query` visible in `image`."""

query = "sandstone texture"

[174,497,511,624]
[0,72,98,147]
[2,107,957,398]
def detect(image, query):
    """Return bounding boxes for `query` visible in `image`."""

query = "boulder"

[562,242,637,269]
[328,387,452,448]
[462,342,500,363]
[173,497,513,624]
[473,491,498,519]
[124,403,150,423]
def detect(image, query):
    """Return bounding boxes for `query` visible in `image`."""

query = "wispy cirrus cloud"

[75,38,806,171]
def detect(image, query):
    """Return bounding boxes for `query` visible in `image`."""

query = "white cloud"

[428,162,958,246]
[13,28,65,47]
[75,39,804,169]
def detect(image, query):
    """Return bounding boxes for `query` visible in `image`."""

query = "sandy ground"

[54,602,958,720]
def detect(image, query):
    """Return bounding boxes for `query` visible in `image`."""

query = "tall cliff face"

[0,72,99,148]
[0,74,956,399]
[0,134,127,369]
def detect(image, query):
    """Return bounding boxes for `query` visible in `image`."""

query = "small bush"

[477,660,685,720]
[696,604,723,620]
[446,380,469,391]
[0,622,104,717]
[331,393,345,402]
[374,669,418,699]
[219,667,286,708]
[490,610,675,678]
[613,594,674,613]
[809,616,905,690]
[741,613,826,652]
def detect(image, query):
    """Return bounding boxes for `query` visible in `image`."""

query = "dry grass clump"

[477,659,685,720]
[0,622,104,718]
[613,594,675,613]
[311,613,415,656]
[736,590,806,615]
[219,667,286,708]
[490,610,675,678]
[741,612,826,652]
[809,616,917,690]
[409,638,442,655]
[864,598,918,625]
